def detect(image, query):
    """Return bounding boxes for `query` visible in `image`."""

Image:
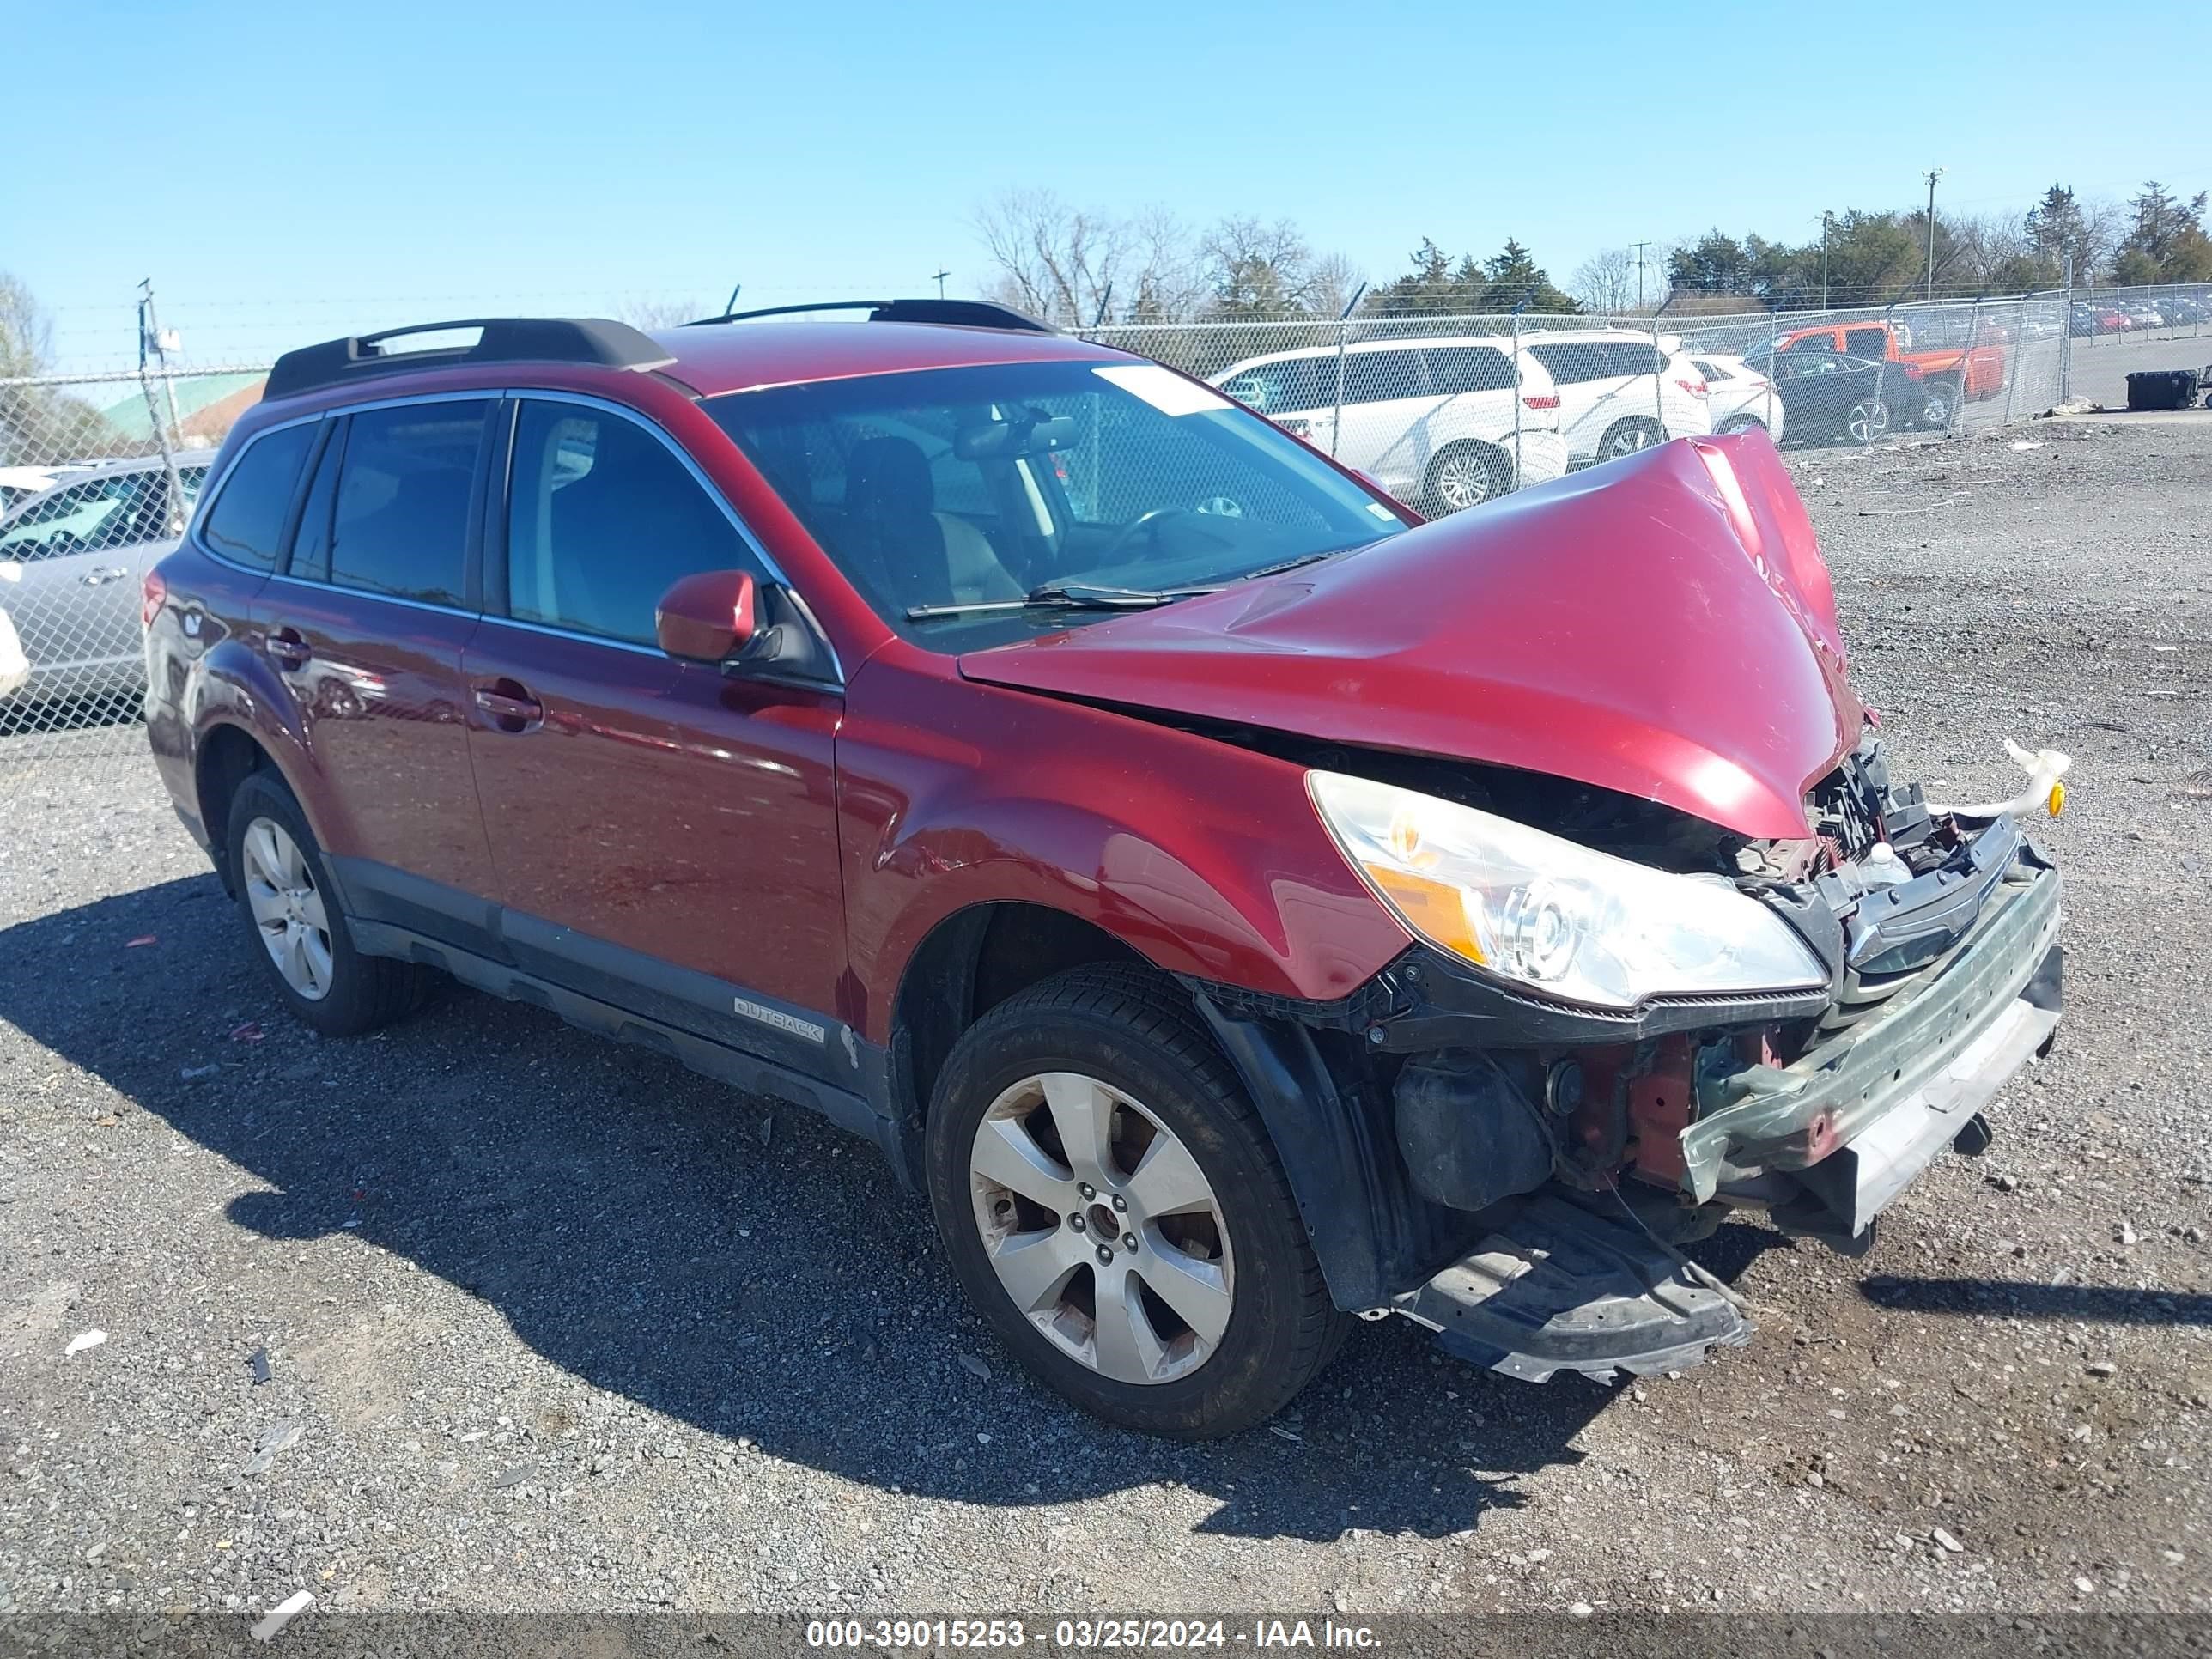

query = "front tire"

[924,965,1345,1439]
[1718,414,1766,435]
[1595,417,1660,464]
[226,769,425,1037]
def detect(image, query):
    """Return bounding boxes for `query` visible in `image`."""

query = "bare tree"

[975,189,1147,327]
[1569,247,1638,314]
[0,272,124,466]
[615,295,709,331]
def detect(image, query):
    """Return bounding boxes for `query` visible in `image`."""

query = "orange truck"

[1773,319,2008,428]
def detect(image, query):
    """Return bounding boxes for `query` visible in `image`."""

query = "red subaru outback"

[144,302,2066,1438]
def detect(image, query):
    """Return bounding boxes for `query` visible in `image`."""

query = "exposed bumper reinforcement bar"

[1392,1192,1751,1383]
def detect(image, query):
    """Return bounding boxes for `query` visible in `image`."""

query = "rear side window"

[1342,350,1425,404]
[504,401,756,646]
[1424,347,1517,394]
[325,402,489,606]
[1692,359,1730,382]
[1606,342,1662,377]
[200,425,315,572]
[1527,342,1611,385]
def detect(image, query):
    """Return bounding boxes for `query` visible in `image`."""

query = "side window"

[1607,342,1662,378]
[0,467,203,558]
[1844,327,1890,357]
[326,402,489,606]
[1528,343,1609,386]
[1425,347,1517,394]
[1342,351,1424,404]
[1780,331,1830,355]
[199,425,316,573]
[505,400,756,647]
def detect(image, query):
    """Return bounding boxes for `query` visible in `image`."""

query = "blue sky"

[7,0,2207,374]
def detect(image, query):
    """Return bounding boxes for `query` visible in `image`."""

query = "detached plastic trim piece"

[1395,1192,1751,1383]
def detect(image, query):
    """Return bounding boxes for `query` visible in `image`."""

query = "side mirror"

[655,568,757,663]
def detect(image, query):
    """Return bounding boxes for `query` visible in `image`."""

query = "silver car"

[0,457,210,711]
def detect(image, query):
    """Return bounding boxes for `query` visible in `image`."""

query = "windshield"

[707,359,1406,647]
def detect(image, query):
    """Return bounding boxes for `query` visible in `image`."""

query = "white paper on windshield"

[1093,363,1234,417]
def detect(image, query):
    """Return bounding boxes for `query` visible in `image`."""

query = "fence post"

[1765,306,1778,428]
[134,286,187,536]
[1510,310,1523,489]
[1650,291,1677,438]
[2060,251,2074,404]
[2002,296,2023,428]
[1948,300,1978,438]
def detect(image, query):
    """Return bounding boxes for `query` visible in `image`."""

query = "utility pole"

[1820,211,1833,310]
[1628,240,1654,313]
[1922,168,1945,302]
[932,268,950,300]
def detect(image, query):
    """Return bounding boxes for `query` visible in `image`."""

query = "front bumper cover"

[1680,854,2063,1218]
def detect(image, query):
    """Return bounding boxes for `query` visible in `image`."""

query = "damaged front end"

[1196,732,2066,1386]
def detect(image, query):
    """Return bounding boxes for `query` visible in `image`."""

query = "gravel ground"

[1,415,2209,1624]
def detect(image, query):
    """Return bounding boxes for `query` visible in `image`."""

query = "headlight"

[1308,770,1826,1010]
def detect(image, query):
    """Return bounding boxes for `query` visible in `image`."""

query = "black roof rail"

[682,298,1059,335]
[264,317,676,402]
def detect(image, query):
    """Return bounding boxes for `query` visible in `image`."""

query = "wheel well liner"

[892,902,1145,1132]
[195,723,270,894]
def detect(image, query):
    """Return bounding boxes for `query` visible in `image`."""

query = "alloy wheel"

[968,1071,1233,1386]
[1602,425,1655,461]
[1846,399,1892,443]
[1433,451,1494,512]
[240,815,334,1000]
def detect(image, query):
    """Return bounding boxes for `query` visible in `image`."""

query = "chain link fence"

[3,284,2206,768]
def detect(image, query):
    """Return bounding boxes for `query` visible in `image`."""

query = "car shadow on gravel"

[0,875,1626,1542]
[1862,1275,2212,1325]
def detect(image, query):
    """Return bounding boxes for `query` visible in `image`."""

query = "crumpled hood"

[960,432,1862,842]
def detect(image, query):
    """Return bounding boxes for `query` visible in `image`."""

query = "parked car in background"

[1771,318,2002,430]
[144,304,2068,1438]
[1521,331,1711,466]
[1687,354,1786,445]
[0,457,209,707]
[1741,349,1925,445]
[1212,337,1567,514]
[0,465,80,513]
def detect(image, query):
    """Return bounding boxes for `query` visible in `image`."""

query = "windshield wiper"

[904,581,1212,621]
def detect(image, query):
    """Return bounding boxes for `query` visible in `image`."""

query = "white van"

[1212,337,1570,515]
[1520,331,1713,467]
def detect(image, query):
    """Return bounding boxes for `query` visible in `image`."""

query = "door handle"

[80,566,129,586]
[472,679,543,733]
[264,629,312,670]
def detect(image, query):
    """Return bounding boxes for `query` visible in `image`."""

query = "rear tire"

[1595,417,1660,464]
[1915,379,1958,429]
[1421,442,1506,515]
[1718,414,1766,435]
[225,769,426,1038]
[924,964,1346,1439]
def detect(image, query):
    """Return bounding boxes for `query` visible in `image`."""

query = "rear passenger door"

[460,394,849,1074]
[251,397,500,937]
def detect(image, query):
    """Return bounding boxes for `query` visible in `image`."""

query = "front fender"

[835,655,1410,1043]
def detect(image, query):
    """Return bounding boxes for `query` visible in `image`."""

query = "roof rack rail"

[682,298,1059,335]
[264,317,676,402]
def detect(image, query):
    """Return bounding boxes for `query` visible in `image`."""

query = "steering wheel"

[1102,506,1190,562]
